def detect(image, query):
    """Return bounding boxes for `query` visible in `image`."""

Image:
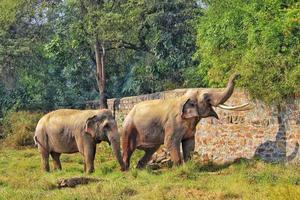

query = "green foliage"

[0,0,66,114]
[0,0,20,30]
[0,0,202,115]
[195,0,300,104]
[45,0,201,97]
[1,0,299,114]
[2,111,43,147]
[0,0,52,83]
[122,0,201,95]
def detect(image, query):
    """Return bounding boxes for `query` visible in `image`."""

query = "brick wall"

[87,89,300,164]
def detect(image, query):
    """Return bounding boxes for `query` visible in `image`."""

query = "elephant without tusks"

[122,73,251,170]
[34,109,125,173]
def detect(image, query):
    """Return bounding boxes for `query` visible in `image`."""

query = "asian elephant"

[122,73,250,170]
[34,109,125,173]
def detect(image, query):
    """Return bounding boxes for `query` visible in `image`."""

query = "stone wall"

[86,89,300,164]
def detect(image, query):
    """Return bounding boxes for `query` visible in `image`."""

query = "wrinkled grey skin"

[34,109,125,173]
[122,74,241,170]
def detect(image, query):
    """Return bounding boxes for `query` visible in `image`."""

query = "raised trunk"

[95,38,108,109]
[108,132,125,171]
[209,73,240,106]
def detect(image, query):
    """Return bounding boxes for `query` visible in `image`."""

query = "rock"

[57,177,101,188]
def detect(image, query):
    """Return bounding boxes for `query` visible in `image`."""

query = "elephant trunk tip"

[230,73,241,81]
[227,73,241,88]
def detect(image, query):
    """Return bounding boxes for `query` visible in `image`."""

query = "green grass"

[0,144,299,200]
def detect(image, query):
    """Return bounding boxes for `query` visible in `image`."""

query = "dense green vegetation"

[0,147,299,200]
[0,0,299,117]
[195,0,300,104]
[0,0,201,116]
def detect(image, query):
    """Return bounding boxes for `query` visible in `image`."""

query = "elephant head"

[85,110,125,171]
[181,73,250,120]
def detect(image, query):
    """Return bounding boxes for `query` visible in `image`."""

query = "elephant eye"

[103,123,110,130]
[188,100,197,107]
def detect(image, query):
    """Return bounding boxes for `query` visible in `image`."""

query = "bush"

[2,111,43,147]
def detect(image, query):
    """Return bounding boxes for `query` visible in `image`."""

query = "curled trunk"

[208,73,240,106]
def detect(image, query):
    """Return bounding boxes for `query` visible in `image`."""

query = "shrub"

[2,111,43,147]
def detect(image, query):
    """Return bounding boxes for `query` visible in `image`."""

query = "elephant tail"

[33,122,42,147]
[33,134,48,151]
[34,123,49,151]
[33,135,38,146]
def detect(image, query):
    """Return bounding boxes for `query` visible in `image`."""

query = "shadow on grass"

[194,157,253,173]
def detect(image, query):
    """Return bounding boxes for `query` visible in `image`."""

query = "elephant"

[34,109,125,173]
[122,73,250,170]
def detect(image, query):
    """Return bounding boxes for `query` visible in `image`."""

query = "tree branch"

[103,40,154,55]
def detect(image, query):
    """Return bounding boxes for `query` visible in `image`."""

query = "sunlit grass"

[0,144,299,200]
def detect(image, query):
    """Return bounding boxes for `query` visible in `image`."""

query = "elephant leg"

[50,152,62,170]
[164,127,182,166]
[168,141,182,166]
[122,125,137,170]
[136,146,160,169]
[36,135,50,172]
[40,149,50,172]
[84,145,96,173]
[182,138,195,163]
[123,145,135,171]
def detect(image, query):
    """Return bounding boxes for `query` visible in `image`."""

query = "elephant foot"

[123,160,130,171]
[120,165,126,172]
[43,167,50,172]
[86,167,95,174]
[53,167,62,171]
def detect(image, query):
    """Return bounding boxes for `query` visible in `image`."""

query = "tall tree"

[56,0,155,107]
[80,0,108,108]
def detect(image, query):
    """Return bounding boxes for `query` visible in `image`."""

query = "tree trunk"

[95,38,108,109]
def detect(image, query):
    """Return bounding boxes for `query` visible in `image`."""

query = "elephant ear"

[181,98,199,119]
[85,115,98,138]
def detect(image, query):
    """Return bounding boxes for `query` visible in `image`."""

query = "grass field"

[0,144,299,200]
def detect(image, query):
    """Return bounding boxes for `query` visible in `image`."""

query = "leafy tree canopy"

[195,0,300,104]
[0,0,201,115]
[1,0,299,118]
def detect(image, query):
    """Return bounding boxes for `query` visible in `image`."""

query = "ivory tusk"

[217,103,254,111]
